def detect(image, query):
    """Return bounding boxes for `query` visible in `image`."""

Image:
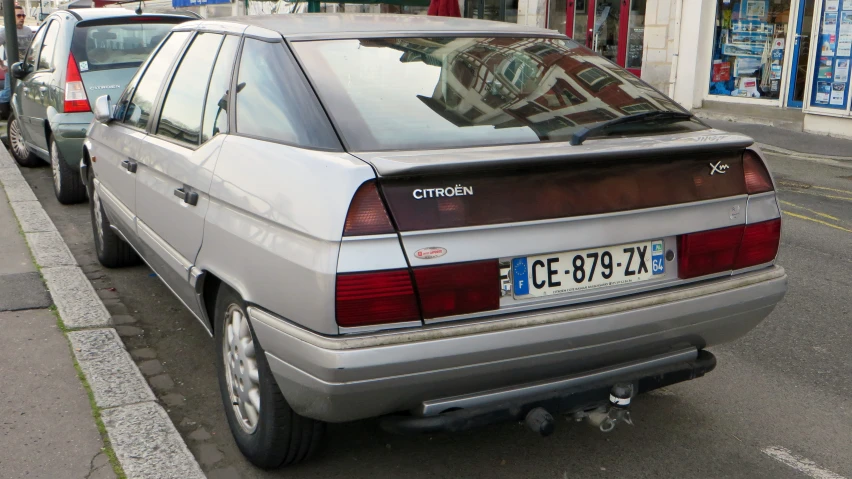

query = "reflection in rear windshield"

[294,37,699,151]
[72,23,177,71]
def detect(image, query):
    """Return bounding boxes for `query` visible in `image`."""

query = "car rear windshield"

[71,18,185,72]
[293,37,705,151]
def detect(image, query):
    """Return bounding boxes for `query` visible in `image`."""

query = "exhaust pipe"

[524,407,555,436]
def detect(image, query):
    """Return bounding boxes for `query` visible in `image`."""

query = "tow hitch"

[575,383,635,433]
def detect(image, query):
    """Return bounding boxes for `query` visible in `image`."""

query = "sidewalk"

[702,119,852,161]
[0,147,205,479]
[0,163,115,477]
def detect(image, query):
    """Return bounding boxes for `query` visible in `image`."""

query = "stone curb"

[42,266,111,329]
[0,149,205,479]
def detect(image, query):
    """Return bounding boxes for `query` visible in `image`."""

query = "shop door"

[574,0,646,76]
[787,0,816,108]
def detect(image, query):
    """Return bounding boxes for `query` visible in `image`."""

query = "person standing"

[0,5,34,117]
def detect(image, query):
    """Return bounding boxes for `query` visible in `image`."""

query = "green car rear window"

[71,18,185,72]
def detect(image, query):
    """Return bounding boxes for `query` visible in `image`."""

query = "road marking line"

[784,212,852,233]
[762,447,847,479]
[809,184,852,196]
[779,200,841,221]
[784,189,852,203]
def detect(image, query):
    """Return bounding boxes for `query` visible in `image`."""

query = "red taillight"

[413,260,500,319]
[678,219,781,279]
[335,269,420,327]
[64,53,90,113]
[343,182,395,236]
[734,219,781,269]
[678,225,744,279]
[743,150,773,194]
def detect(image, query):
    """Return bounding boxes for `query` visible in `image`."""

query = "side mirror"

[94,95,112,123]
[11,62,29,80]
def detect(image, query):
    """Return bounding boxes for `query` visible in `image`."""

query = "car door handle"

[120,159,137,173]
[174,187,199,206]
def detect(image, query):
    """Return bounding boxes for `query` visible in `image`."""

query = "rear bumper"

[249,266,786,423]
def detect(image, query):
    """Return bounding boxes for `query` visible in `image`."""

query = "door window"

[123,31,190,130]
[201,35,240,143]
[156,33,223,145]
[234,39,339,150]
[24,22,49,69]
[37,20,60,71]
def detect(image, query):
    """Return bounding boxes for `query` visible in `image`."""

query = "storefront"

[705,0,852,119]
[546,0,648,76]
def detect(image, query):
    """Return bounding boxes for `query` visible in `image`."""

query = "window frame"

[151,32,229,150]
[229,36,342,152]
[36,19,60,72]
[120,30,192,134]
[200,34,241,145]
[23,20,50,71]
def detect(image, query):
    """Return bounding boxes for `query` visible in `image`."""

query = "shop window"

[708,0,792,100]
[808,0,851,110]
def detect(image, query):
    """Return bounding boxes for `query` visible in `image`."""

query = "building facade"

[516,0,852,138]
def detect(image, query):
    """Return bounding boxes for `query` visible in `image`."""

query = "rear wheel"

[50,137,87,204]
[88,173,139,268]
[214,285,324,469]
[8,113,40,167]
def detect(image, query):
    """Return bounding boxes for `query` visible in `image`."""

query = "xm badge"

[709,161,730,175]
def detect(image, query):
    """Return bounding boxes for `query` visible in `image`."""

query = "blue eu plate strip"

[513,257,529,295]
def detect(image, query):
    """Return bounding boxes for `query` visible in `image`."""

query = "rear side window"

[123,31,189,130]
[24,23,48,68]
[156,33,223,145]
[201,35,240,143]
[71,18,183,72]
[234,39,339,150]
[37,20,60,71]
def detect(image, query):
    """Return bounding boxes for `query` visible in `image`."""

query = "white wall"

[640,0,716,109]
[517,0,547,27]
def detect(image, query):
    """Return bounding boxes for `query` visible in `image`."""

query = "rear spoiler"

[353,129,756,177]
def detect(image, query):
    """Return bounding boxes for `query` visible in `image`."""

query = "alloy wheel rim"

[223,304,261,434]
[92,185,105,251]
[51,144,61,194]
[9,118,28,159]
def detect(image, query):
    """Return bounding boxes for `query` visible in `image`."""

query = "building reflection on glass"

[360,37,678,139]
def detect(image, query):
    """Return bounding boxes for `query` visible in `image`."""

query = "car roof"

[64,7,197,22]
[185,14,561,40]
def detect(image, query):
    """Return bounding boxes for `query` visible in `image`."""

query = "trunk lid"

[361,130,760,323]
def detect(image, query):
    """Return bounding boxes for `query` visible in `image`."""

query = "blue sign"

[172,0,230,8]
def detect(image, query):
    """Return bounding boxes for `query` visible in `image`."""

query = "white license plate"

[512,240,666,298]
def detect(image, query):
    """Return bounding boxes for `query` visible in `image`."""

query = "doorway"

[561,0,647,76]
[787,0,816,108]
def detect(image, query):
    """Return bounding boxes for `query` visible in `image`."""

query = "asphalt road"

[16,152,852,479]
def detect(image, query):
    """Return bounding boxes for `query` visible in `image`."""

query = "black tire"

[214,285,324,469]
[50,137,87,204]
[88,173,139,268]
[8,112,41,167]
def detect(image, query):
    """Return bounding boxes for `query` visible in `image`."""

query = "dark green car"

[7,8,193,204]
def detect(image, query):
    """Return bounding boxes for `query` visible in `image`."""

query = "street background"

[5,120,850,479]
